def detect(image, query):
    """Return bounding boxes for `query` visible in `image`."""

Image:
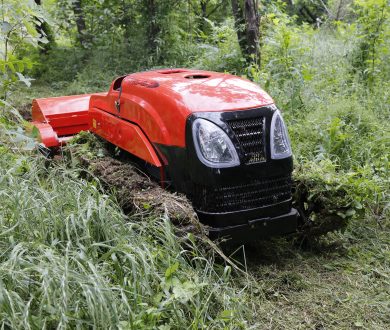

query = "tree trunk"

[231,0,260,65]
[335,0,344,21]
[120,0,134,45]
[197,0,227,34]
[199,0,208,32]
[72,0,88,47]
[231,0,248,55]
[244,0,260,61]
[145,0,161,60]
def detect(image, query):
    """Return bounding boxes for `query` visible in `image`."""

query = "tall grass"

[0,142,247,329]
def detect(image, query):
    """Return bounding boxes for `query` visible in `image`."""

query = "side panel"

[90,92,119,116]
[89,108,162,167]
[90,91,174,146]
[120,94,172,146]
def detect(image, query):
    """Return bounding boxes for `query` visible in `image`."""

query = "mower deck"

[31,93,106,146]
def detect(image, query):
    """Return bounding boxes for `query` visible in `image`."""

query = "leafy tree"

[72,0,88,47]
[34,0,55,53]
[136,0,183,64]
[190,0,230,34]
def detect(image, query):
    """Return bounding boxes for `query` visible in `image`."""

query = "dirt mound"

[64,131,204,237]
[75,154,241,271]
[91,157,199,226]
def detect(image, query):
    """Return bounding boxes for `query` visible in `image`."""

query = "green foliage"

[295,160,372,222]
[0,0,48,99]
[2,0,390,328]
[253,6,309,112]
[192,18,244,74]
[351,0,390,86]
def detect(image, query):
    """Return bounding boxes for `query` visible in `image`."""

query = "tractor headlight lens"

[270,110,292,159]
[192,118,240,168]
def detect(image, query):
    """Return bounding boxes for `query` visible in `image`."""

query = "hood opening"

[158,69,188,74]
[185,74,210,79]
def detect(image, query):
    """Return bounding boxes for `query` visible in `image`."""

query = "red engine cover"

[89,69,274,148]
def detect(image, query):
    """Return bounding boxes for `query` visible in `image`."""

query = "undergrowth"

[0,137,248,329]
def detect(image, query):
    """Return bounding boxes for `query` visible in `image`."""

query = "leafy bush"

[191,18,244,74]
[352,0,389,86]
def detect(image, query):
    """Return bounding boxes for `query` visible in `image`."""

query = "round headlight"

[192,119,240,168]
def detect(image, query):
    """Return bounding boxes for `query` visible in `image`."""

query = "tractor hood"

[125,69,274,113]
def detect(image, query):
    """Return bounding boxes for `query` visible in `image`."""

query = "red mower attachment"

[31,94,94,147]
[31,69,299,241]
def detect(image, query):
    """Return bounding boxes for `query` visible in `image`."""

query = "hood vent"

[185,74,210,79]
[158,69,188,74]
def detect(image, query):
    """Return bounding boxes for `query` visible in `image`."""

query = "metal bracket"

[115,85,122,112]
[115,100,120,111]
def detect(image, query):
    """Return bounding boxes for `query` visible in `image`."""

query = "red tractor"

[31,69,298,241]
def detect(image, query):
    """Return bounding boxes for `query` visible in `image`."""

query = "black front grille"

[227,117,266,163]
[192,175,292,213]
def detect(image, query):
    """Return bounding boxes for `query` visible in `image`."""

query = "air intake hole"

[185,74,210,79]
[158,69,188,74]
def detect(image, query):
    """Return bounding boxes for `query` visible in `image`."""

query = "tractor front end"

[157,104,298,241]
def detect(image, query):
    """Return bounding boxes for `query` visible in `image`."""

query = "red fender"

[89,107,162,167]
[31,95,95,147]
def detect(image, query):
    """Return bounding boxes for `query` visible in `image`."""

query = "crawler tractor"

[31,69,298,241]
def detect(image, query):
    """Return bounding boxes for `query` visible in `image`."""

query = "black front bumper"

[207,208,298,242]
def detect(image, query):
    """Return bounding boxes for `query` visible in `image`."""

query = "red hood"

[127,69,274,113]
[32,69,275,149]
[88,69,276,147]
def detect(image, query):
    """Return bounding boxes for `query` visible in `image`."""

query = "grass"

[0,145,248,329]
[1,142,388,328]
[242,218,390,329]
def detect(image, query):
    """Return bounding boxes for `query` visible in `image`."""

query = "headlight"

[270,110,292,159]
[192,118,240,168]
